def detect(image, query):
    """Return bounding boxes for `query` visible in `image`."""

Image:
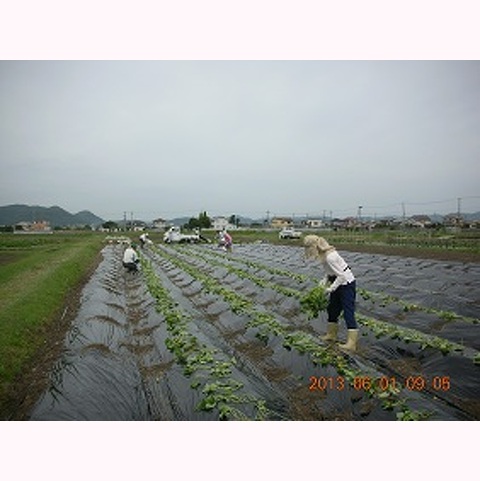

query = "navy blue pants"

[327,281,357,329]
[123,261,138,273]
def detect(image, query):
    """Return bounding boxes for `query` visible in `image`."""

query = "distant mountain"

[73,210,105,226]
[0,204,105,227]
[458,212,480,221]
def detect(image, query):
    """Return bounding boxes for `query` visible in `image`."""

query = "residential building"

[14,220,52,233]
[270,217,293,229]
[305,219,323,229]
[152,218,167,230]
[407,215,432,228]
[212,216,236,231]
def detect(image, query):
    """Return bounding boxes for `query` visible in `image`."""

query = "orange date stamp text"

[309,375,451,392]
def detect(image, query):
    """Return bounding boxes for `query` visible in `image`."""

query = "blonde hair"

[303,235,335,259]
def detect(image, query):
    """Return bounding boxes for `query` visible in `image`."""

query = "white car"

[279,227,302,239]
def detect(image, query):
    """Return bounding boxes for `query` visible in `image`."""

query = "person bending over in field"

[139,232,148,247]
[123,242,140,273]
[218,229,233,253]
[223,230,233,252]
[304,235,358,352]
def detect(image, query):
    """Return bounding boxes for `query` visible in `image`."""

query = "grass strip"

[0,235,103,405]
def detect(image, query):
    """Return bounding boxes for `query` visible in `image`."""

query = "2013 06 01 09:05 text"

[309,375,451,392]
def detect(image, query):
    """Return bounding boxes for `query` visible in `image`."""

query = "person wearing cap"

[123,242,139,273]
[304,235,358,351]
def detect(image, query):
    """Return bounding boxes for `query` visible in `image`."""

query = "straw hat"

[303,235,334,259]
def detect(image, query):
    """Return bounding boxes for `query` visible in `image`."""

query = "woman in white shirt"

[304,235,358,351]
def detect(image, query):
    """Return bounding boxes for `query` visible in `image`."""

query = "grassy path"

[0,234,104,416]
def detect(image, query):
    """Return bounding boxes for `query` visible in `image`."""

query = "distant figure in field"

[139,232,152,248]
[218,229,233,252]
[123,243,139,273]
[304,235,358,352]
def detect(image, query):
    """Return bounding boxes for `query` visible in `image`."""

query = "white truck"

[163,226,200,244]
[278,227,302,239]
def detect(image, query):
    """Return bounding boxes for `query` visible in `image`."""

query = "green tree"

[185,212,211,230]
[102,221,119,230]
[229,214,240,227]
[186,217,200,229]
[198,211,211,228]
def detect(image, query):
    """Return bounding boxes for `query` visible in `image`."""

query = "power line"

[96,195,480,221]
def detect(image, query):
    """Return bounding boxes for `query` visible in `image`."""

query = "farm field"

[200,228,480,263]
[26,238,479,421]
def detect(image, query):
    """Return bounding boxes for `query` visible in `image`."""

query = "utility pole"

[457,197,462,229]
[123,211,127,231]
[357,205,363,232]
[357,205,363,221]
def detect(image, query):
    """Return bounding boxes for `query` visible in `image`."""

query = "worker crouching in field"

[123,242,140,273]
[218,229,233,253]
[304,235,359,352]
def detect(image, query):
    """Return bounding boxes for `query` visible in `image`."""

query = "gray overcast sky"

[1,61,479,221]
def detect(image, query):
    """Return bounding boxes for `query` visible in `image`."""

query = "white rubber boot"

[321,323,338,342]
[338,329,359,352]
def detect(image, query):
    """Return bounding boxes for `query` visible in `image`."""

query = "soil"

[1,242,478,420]
[0,253,21,266]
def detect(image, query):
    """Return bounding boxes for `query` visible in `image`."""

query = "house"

[128,220,147,231]
[329,217,359,229]
[342,217,358,229]
[443,214,463,227]
[305,219,324,229]
[14,220,52,233]
[212,216,236,231]
[152,218,167,230]
[407,215,432,228]
[374,217,397,228]
[270,217,293,229]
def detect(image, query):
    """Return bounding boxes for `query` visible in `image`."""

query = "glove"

[325,286,334,294]
[318,277,327,287]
